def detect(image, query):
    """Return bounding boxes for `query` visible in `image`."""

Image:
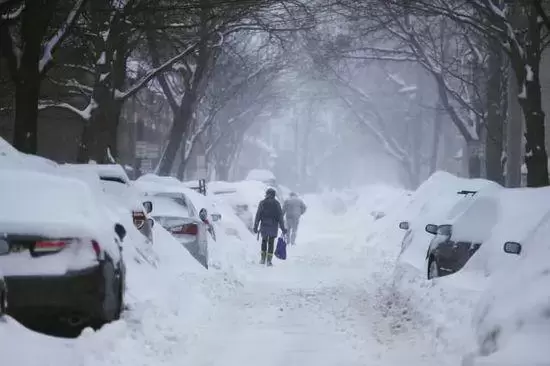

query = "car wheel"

[427,257,440,280]
[0,289,6,315]
[100,258,120,323]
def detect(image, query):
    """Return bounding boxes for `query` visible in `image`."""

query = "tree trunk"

[506,66,523,187]
[466,140,482,178]
[78,93,122,163]
[13,75,40,154]
[485,45,505,185]
[157,90,197,176]
[430,102,443,174]
[511,5,549,187]
[12,0,59,154]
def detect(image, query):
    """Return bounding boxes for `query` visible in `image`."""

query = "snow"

[245,168,276,183]
[87,163,131,183]
[525,65,534,82]
[0,169,121,274]
[518,83,527,99]
[2,140,550,366]
[0,137,58,172]
[97,51,106,65]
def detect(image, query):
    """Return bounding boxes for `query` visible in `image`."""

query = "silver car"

[148,193,210,269]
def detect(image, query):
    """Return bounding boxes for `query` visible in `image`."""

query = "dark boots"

[260,251,273,266]
[260,251,266,264]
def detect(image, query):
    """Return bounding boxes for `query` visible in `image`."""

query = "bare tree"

[0,0,87,154]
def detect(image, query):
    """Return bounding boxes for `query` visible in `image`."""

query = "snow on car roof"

[0,169,110,239]
[0,137,58,173]
[245,169,276,182]
[136,173,181,187]
[88,163,131,183]
[150,196,191,218]
[135,175,214,214]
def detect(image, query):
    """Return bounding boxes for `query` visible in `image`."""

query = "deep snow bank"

[365,171,550,365]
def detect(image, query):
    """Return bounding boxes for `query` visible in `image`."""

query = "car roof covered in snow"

[0,169,112,239]
[135,175,215,214]
[0,137,58,172]
[88,163,131,184]
[149,195,192,218]
[245,169,276,183]
[136,173,182,187]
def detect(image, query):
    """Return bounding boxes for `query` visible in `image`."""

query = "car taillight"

[133,211,146,229]
[91,240,101,257]
[171,223,198,235]
[34,240,68,254]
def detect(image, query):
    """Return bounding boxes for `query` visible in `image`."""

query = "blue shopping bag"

[274,236,287,260]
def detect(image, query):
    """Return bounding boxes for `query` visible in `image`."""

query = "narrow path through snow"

[179,211,447,366]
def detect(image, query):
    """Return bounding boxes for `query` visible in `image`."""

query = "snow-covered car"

[75,164,154,243]
[210,187,254,232]
[399,190,497,279]
[134,178,215,268]
[467,210,550,366]
[245,169,285,201]
[148,195,210,268]
[136,174,222,223]
[0,170,127,328]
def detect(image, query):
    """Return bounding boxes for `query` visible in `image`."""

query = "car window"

[100,176,127,185]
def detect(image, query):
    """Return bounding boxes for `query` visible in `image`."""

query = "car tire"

[0,289,7,315]
[427,257,440,280]
[100,258,121,323]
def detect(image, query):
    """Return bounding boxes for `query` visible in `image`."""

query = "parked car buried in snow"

[87,164,154,243]
[211,188,254,232]
[0,170,127,328]
[466,218,550,366]
[147,194,210,269]
[0,240,8,316]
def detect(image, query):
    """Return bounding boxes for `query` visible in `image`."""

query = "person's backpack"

[274,236,287,260]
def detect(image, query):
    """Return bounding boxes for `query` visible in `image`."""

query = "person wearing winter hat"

[254,188,287,266]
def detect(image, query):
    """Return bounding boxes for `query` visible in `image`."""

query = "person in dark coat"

[254,188,287,266]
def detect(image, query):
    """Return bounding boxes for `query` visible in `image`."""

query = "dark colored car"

[423,223,482,279]
[0,170,128,328]
[0,240,7,316]
[3,224,127,327]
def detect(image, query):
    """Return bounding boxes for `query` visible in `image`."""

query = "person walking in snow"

[283,192,307,246]
[254,188,287,266]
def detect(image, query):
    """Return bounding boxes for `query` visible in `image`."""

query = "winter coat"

[254,197,285,238]
[283,197,307,220]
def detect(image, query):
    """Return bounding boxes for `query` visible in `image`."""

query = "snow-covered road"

[179,208,447,366]
[3,190,458,366]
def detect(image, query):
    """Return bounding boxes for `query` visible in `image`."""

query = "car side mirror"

[143,201,153,214]
[212,213,222,222]
[115,223,127,241]
[0,239,9,255]
[425,224,438,235]
[503,241,522,255]
[398,221,410,230]
[147,218,155,228]
[199,208,208,222]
